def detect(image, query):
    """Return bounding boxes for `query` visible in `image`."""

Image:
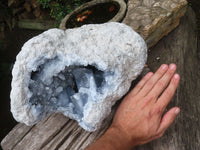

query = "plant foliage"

[37,0,91,22]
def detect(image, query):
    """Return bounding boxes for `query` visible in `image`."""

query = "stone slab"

[122,0,188,48]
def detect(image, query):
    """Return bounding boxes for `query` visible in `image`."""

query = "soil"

[66,2,120,29]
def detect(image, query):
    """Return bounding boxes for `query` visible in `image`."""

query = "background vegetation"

[38,0,92,22]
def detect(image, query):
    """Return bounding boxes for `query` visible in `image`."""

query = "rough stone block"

[10,22,147,131]
[123,0,188,47]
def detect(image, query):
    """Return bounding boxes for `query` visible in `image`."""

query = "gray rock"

[122,0,187,48]
[10,22,147,131]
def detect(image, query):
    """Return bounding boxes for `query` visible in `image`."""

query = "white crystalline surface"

[10,22,147,131]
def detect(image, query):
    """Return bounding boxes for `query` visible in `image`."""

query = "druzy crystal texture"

[10,22,147,131]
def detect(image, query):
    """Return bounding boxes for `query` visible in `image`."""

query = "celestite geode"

[10,22,147,131]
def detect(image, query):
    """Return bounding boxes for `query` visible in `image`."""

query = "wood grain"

[134,6,200,150]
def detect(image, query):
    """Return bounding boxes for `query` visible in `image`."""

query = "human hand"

[86,64,180,150]
[110,63,180,148]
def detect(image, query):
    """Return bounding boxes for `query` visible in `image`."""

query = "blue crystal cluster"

[28,57,105,120]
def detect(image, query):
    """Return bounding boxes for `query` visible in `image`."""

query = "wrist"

[86,125,134,150]
[104,125,133,150]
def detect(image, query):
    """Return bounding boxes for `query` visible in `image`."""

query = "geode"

[10,22,147,131]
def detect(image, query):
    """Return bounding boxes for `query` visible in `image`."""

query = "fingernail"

[161,64,168,70]
[169,64,176,70]
[175,108,180,115]
[147,72,153,77]
[174,74,180,80]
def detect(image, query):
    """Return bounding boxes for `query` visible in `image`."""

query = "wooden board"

[134,7,200,150]
[1,7,200,150]
[17,19,58,30]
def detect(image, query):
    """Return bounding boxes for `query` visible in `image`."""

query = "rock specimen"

[123,0,188,48]
[10,22,147,131]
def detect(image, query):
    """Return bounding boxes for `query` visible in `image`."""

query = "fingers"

[156,107,180,135]
[127,63,179,111]
[128,72,154,97]
[136,64,168,98]
[157,73,180,109]
[148,64,177,100]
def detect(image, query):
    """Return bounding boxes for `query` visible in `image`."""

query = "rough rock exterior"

[10,22,147,131]
[123,0,188,48]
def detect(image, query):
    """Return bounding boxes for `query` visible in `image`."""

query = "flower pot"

[59,0,126,29]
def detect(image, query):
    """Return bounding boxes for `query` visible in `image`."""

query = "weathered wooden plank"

[1,123,33,150]
[1,114,52,150]
[41,119,78,150]
[13,113,69,150]
[134,6,200,150]
[17,19,58,30]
